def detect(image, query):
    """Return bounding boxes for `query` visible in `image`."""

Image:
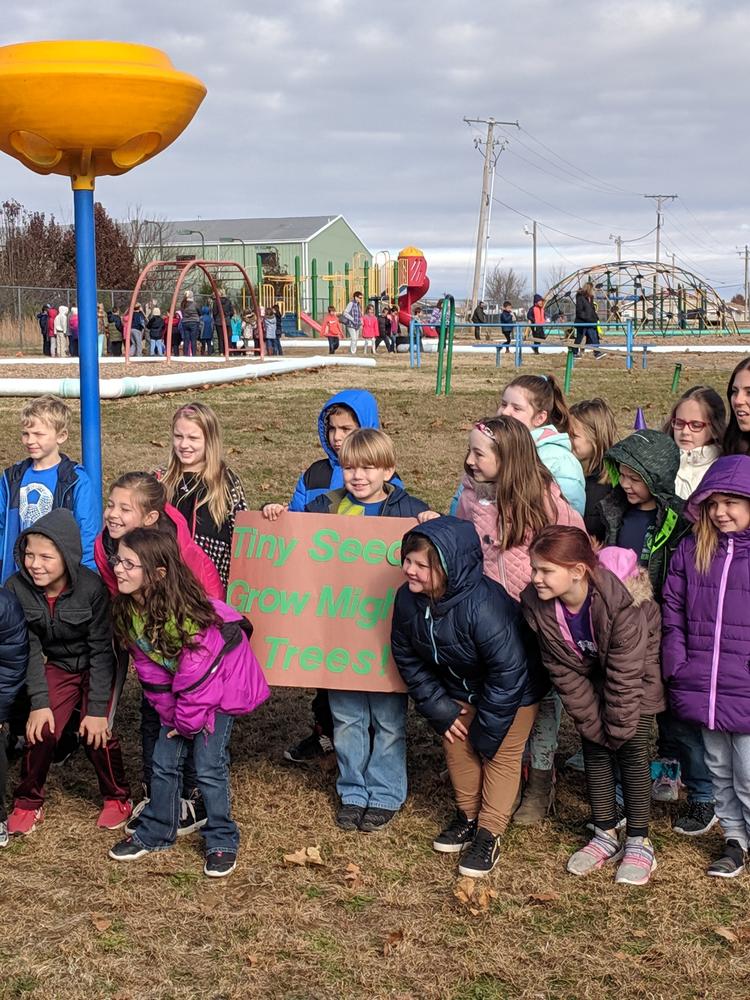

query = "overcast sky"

[2,0,749,298]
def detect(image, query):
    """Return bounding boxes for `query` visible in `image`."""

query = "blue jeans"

[133,714,238,855]
[150,338,165,356]
[657,710,713,802]
[140,694,198,797]
[328,691,407,810]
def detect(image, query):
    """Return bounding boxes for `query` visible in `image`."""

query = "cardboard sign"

[227,511,416,692]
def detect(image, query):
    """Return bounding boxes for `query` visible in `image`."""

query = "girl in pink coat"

[456,416,585,824]
[107,528,269,878]
[361,304,378,355]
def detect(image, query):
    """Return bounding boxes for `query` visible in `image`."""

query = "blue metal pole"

[514,323,522,367]
[73,188,103,516]
[409,320,415,368]
[626,319,633,371]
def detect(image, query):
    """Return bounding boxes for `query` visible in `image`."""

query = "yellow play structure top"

[398,246,424,258]
[0,41,206,189]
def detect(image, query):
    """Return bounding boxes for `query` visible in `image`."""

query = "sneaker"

[336,804,365,831]
[178,792,208,836]
[593,351,605,360]
[284,730,334,764]
[615,836,656,886]
[7,806,43,836]
[586,802,627,834]
[458,827,501,878]
[0,821,8,849]
[651,758,681,802]
[124,792,150,836]
[359,808,396,833]
[567,829,623,876]
[707,839,747,879]
[109,837,150,862]
[433,810,478,854]
[673,801,718,837]
[97,799,133,830]
[204,850,237,878]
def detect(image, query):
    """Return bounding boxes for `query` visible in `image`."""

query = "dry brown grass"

[1,351,750,1000]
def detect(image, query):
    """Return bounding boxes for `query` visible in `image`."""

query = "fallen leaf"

[260,482,271,491]
[245,954,259,969]
[736,926,750,943]
[283,845,325,867]
[614,951,630,961]
[632,929,648,939]
[453,876,476,905]
[453,878,496,912]
[383,928,404,956]
[90,912,113,933]
[714,926,739,945]
[149,440,165,448]
[527,891,560,905]
[227,446,242,455]
[344,862,362,889]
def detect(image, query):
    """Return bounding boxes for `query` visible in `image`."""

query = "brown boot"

[513,767,555,826]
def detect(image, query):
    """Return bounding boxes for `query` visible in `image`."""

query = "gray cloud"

[0,0,748,295]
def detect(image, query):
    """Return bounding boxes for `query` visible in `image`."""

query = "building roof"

[163,216,341,245]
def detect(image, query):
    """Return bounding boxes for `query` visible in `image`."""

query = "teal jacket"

[530,425,586,516]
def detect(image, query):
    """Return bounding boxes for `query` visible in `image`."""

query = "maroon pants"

[14,663,130,810]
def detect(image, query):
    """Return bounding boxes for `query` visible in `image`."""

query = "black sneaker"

[458,827,501,878]
[284,730,335,764]
[336,804,365,831]
[359,808,396,833]
[178,792,208,836]
[707,839,747,878]
[673,801,718,837]
[204,850,237,878]
[108,837,150,862]
[433,810,478,854]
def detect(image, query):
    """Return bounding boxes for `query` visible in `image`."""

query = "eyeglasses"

[109,554,142,571]
[671,418,708,432]
[474,421,496,440]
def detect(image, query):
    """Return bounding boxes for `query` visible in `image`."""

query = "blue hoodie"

[288,389,401,511]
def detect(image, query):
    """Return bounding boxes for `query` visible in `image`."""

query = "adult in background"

[342,291,363,355]
[52,305,69,358]
[96,303,107,357]
[180,290,200,357]
[106,307,124,357]
[471,300,487,342]
[130,302,146,357]
[147,307,165,356]
[36,305,51,356]
[376,306,394,353]
[199,304,214,356]
[213,287,234,352]
[68,306,79,357]
[574,282,604,360]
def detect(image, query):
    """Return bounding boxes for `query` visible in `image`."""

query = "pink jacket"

[362,314,378,339]
[456,475,585,600]
[129,599,270,736]
[95,503,224,599]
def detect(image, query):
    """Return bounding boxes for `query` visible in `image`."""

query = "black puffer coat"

[390,516,546,759]
[0,589,28,721]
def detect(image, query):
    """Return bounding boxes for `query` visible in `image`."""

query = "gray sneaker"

[0,821,8,849]
[567,829,623,876]
[615,837,656,886]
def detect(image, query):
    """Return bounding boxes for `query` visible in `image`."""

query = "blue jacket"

[390,516,546,759]
[0,455,99,584]
[288,389,402,511]
[199,306,214,339]
[305,483,427,518]
[530,425,586,516]
[0,588,28,721]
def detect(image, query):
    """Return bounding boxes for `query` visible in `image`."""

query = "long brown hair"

[570,398,618,478]
[467,416,557,550]
[111,528,218,657]
[662,385,726,447]
[401,533,448,601]
[503,373,571,432]
[724,357,750,455]
[162,402,232,526]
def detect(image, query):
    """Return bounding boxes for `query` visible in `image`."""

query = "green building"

[143,215,372,316]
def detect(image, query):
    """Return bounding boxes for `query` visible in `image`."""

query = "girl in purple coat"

[662,455,750,878]
[107,529,269,878]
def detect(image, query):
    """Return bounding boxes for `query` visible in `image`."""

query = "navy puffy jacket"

[0,588,28,721]
[391,516,546,759]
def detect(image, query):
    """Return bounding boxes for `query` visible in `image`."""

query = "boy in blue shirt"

[0,395,99,584]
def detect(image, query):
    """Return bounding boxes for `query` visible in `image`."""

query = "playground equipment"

[0,41,205,508]
[0,355,375,399]
[435,295,457,395]
[544,261,738,334]
[397,247,430,331]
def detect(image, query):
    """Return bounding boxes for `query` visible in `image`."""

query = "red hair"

[529,525,598,574]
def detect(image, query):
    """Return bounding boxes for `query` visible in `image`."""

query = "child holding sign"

[391,516,544,877]
[306,428,430,832]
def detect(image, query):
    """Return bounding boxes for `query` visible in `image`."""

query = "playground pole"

[514,324,523,368]
[626,319,633,370]
[344,263,350,303]
[392,261,398,304]
[436,320,446,396]
[327,261,334,309]
[443,295,457,395]
[294,255,301,330]
[671,363,682,394]
[311,258,318,321]
[363,260,369,303]
[256,253,264,303]
[563,346,575,395]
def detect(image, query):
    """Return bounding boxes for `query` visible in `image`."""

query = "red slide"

[397,248,431,332]
[299,310,322,334]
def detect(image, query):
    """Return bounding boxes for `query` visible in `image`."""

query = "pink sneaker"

[97,799,132,830]
[7,806,44,836]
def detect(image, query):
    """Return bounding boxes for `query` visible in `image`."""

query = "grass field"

[0,350,749,1000]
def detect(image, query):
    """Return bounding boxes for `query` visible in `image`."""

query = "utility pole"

[609,233,622,266]
[644,194,677,329]
[738,246,749,323]
[465,116,518,315]
[524,222,538,294]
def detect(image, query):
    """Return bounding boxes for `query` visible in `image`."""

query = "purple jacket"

[661,455,750,733]
[129,599,270,737]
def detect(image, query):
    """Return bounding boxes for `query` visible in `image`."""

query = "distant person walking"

[321,306,343,355]
[342,291,363,355]
[36,305,51,356]
[526,295,547,355]
[574,283,604,359]
[471,301,488,342]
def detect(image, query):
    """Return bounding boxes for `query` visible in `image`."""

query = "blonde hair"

[339,428,396,471]
[162,403,231,526]
[468,416,557,550]
[693,504,719,574]
[21,395,70,434]
[569,398,618,478]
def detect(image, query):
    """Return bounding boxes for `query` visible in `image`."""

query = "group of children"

[1,357,750,887]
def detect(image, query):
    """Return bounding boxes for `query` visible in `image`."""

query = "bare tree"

[544,263,570,293]
[484,265,528,307]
